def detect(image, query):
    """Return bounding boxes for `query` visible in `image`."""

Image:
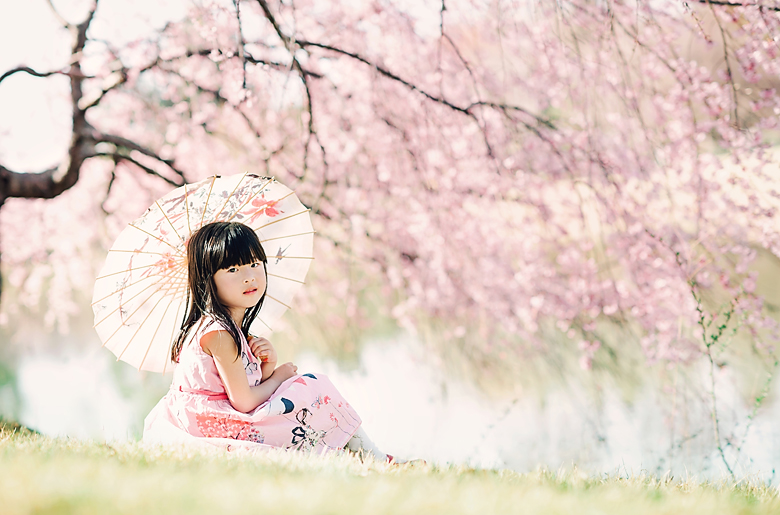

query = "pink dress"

[143,316,362,452]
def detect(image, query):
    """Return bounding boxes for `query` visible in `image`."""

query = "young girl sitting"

[143,221,390,460]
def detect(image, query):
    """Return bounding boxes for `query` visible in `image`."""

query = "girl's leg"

[346,426,388,461]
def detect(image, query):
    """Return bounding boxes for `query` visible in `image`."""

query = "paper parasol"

[91,173,314,373]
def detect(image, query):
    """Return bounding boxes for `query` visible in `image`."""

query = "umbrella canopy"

[92,173,314,373]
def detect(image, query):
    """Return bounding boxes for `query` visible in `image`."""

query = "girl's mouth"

[243,288,258,295]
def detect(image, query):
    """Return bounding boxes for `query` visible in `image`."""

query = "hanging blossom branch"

[252,0,554,176]
[253,0,328,181]
[295,39,553,135]
[694,291,737,479]
[732,361,778,467]
[646,228,740,479]
[687,0,780,11]
[233,0,249,90]
[706,0,741,127]
[289,36,570,176]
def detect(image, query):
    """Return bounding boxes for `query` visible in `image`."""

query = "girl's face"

[212,260,267,321]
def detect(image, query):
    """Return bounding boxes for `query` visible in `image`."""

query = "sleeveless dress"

[143,316,362,453]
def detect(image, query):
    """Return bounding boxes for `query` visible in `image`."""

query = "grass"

[1,421,779,515]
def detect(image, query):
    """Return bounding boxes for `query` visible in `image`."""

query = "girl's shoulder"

[197,315,231,336]
[195,315,244,354]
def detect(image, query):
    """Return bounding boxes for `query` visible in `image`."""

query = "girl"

[143,221,390,460]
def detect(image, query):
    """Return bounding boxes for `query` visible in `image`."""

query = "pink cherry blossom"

[0,0,777,379]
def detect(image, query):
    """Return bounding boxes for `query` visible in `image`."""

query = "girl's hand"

[272,362,298,383]
[248,336,277,364]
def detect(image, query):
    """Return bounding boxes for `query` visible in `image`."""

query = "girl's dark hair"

[170,221,268,363]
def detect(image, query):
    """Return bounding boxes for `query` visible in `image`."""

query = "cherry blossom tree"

[2,2,780,468]
[1,0,779,473]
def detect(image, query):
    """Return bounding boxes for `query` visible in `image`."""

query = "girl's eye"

[251,262,261,268]
[227,267,238,273]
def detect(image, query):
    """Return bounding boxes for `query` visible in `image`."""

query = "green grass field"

[1,421,779,515]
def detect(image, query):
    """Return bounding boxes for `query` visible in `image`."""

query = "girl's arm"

[260,360,275,382]
[201,331,297,413]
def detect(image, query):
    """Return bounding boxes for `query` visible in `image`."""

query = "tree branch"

[101,158,119,214]
[689,0,780,11]
[77,67,127,110]
[296,40,553,131]
[706,0,740,127]
[297,40,472,115]
[233,0,248,89]
[155,65,267,143]
[0,2,100,204]
[93,153,182,187]
[45,0,73,28]
[0,66,74,84]
[254,0,326,182]
[0,158,91,200]
[0,0,180,204]
[95,132,185,181]
[243,52,322,78]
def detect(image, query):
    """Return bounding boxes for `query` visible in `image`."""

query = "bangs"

[204,223,267,272]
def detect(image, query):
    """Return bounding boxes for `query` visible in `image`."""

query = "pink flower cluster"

[195,412,264,443]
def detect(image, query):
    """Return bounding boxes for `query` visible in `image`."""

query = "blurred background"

[2,0,780,479]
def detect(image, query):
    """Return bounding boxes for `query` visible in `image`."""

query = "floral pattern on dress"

[242,351,258,375]
[195,413,265,443]
[290,408,328,452]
